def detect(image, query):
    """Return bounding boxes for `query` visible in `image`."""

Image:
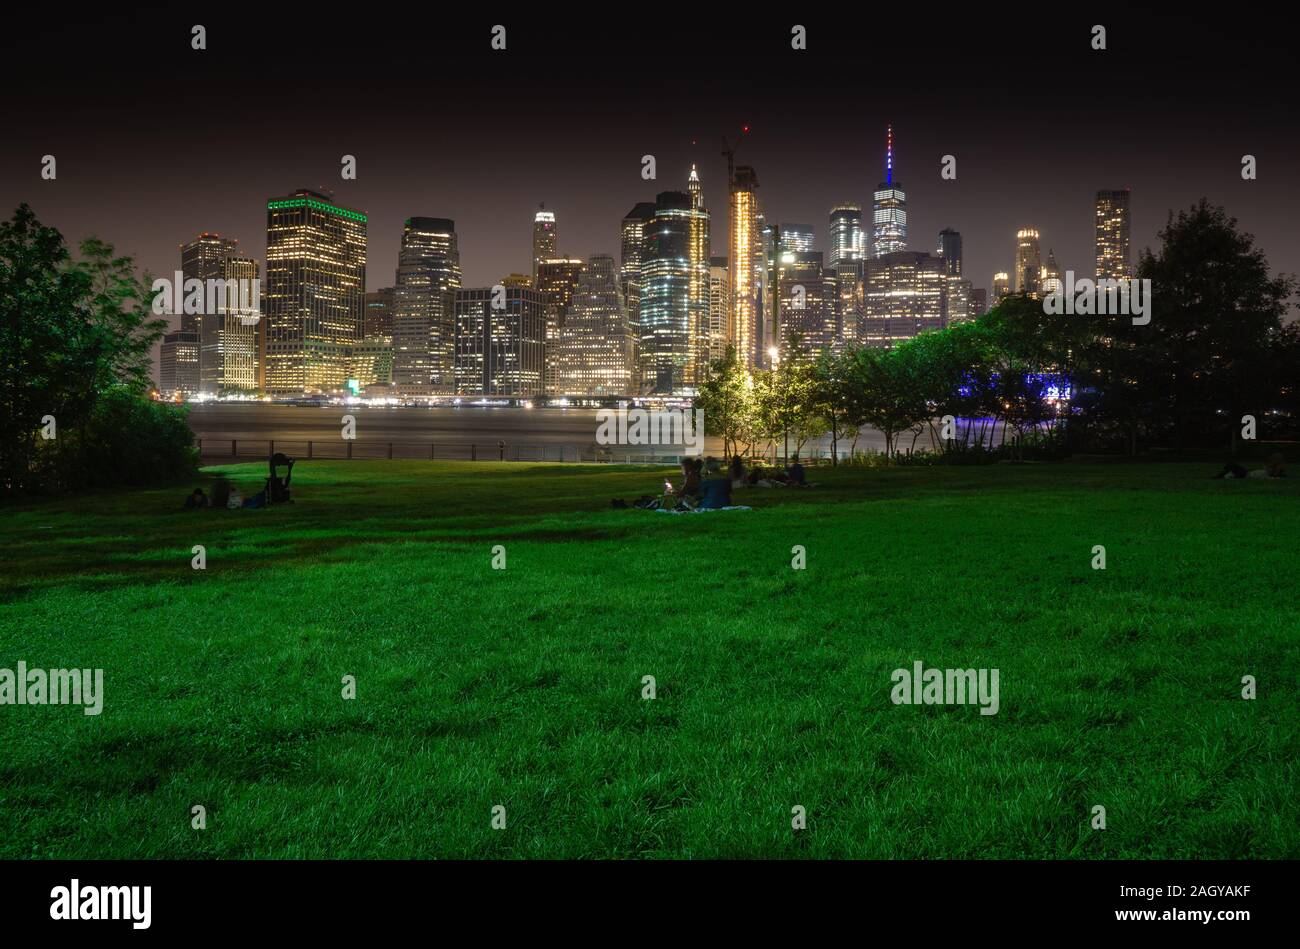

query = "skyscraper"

[685,166,712,387]
[937,228,962,276]
[828,205,864,269]
[872,126,907,258]
[364,287,396,338]
[776,250,829,349]
[1095,188,1132,281]
[264,189,367,395]
[180,233,239,335]
[392,217,460,393]
[729,165,762,367]
[532,205,557,283]
[639,188,711,395]
[536,256,584,395]
[708,256,729,364]
[1041,248,1064,296]
[863,251,946,346]
[199,253,261,394]
[1014,228,1042,295]
[158,330,200,398]
[831,259,866,345]
[553,255,637,396]
[992,272,1012,299]
[619,201,657,376]
[454,284,546,397]
[779,224,815,254]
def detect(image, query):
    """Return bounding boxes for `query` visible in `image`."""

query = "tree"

[847,344,928,458]
[1,205,185,494]
[1,205,95,492]
[1119,200,1295,452]
[696,345,755,460]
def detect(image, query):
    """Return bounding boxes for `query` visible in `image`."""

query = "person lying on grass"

[1214,454,1288,479]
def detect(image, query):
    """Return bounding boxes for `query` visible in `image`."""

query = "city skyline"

[5,10,1296,321]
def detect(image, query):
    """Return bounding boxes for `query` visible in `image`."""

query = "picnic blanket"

[655,505,752,515]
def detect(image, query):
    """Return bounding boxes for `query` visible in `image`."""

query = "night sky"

[3,6,1297,335]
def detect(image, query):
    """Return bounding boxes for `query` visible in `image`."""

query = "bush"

[29,390,198,493]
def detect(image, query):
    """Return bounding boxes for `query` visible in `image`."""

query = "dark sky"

[3,5,1298,335]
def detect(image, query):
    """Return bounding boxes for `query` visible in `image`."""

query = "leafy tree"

[1,205,186,494]
[1124,200,1296,453]
[696,345,755,460]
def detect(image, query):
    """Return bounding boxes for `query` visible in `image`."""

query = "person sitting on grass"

[677,458,703,499]
[183,488,209,509]
[730,455,746,487]
[787,454,807,486]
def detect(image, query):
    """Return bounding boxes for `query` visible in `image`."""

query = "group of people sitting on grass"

[728,454,807,488]
[612,454,810,512]
[183,480,267,510]
[182,455,296,510]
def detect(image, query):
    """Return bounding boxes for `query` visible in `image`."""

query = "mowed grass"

[0,460,1296,859]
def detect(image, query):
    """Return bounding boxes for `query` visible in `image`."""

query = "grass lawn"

[1,460,1296,859]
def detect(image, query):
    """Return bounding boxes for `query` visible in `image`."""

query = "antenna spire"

[886,124,893,185]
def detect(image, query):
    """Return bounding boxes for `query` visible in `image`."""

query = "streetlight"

[767,346,787,467]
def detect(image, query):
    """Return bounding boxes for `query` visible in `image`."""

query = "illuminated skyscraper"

[685,166,712,386]
[872,126,907,257]
[158,330,200,397]
[828,205,864,269]
[1014,228,1042,295]
[639,189,711,395]
[392,217,460,393]
[180,233,238,325]
[200,254,261,394]
[831,259,866,345]
[777,250,829,349]
[364,287,396,338]
[554,255,636,396]
[619,201,657,375]
[1041,248,1064,296]
[532,205,557,283]
[264,189,367,394]
[171,233,257,395]
[779,224,815,254]
[729,165,762,366]
[454,285,546,397]
[992,272,1012,299]
[351,336,394,389]
[945,277,974,326]
[863,251,945,346]
[708,256,729,364]
[536,256,584,395]
[1095,189,1132,281]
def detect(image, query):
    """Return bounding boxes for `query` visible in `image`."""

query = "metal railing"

[196,439,849,465]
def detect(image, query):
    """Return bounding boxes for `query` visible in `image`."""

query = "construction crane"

[721,124,750,188]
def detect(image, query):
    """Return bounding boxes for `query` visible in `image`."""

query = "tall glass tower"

[392,217,461,392]
[264,189,367,395]
[828,205,864,269]
[872,126,907,258]
[640,189,710,395]
[532,205,557,283]
[1095,189,1132,281]
[729,165,762,367]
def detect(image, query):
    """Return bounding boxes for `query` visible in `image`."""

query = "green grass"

[1,460,1296,858]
